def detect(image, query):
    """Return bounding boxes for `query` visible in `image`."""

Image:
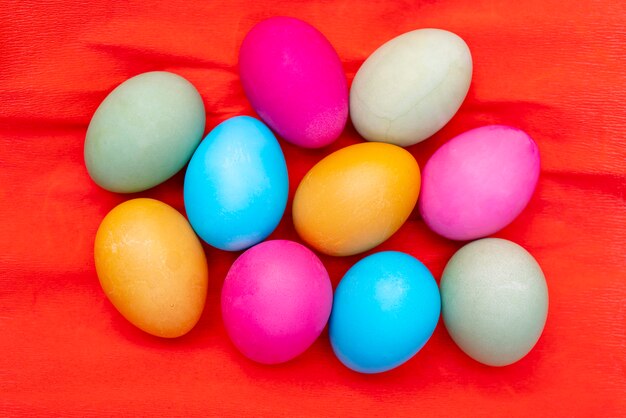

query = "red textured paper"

[1,1,625,416]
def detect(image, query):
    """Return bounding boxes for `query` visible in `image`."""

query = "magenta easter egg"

[239,17,348,148]
[221,240,333,364]
[419,125,540,241]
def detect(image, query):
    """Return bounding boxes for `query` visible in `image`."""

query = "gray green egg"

[441,238,548,367]
[84,71,205,193]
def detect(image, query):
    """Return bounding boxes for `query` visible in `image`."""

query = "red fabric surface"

[1,1,625,416]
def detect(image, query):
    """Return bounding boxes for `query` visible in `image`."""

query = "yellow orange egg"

[293,142,420,256]
[95,198,208,338]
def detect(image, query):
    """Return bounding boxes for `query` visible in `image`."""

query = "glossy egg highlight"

[419,125,540,241]
[239,17,348,148]
[329,251,441,373]
[94,198,208,338]
[293,142,420,256]
[184,116,289,251]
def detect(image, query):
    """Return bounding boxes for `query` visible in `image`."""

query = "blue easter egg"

[184,116,289,251]
[329,251,441,373]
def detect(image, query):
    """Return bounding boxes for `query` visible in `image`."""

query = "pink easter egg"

[221,240,333,364]
[239,17,348,148]
[419,125,540,241]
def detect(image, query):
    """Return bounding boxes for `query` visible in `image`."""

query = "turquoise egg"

[329,251,441,373]
[84,71,205,193]
[184,116,289,251]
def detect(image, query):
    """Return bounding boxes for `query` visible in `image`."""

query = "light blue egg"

[329,251,440,373]
[184,116,288,251]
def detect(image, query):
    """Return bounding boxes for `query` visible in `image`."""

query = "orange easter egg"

[293,142,420,256]
[94,198,208,338]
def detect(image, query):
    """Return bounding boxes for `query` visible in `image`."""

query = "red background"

[1,0,625,416]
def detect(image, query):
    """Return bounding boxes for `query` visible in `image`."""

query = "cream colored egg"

[350,29,472,147]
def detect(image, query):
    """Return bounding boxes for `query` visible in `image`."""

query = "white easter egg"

[350,29,472,147]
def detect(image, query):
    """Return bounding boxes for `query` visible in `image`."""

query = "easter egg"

[419,125,540,241]
[184,116,288,251]
[221,240,333,364]
[239,17,348,148]
[94,198,208,338]
[441,238,548,366]
[85,71,205,193]
[293,142,420,256]
[329,251,440,373]
[350,28,472,147]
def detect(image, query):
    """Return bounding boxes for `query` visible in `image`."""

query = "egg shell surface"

[94,198,208,338]
[293,142,420,256]
[85,71,205,193]
[419,125,540,241]
[440,238,548,366]
[350,28,472,147]
[239,16,348,148]
[184,116,288,251]
[221,240,333,364]
[329,251,441,374]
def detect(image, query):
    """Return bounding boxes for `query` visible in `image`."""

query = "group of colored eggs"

[87,17,548,373]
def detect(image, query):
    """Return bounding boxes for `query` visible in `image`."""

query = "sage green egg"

[85,71,205,193]
[441,238,548,367]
